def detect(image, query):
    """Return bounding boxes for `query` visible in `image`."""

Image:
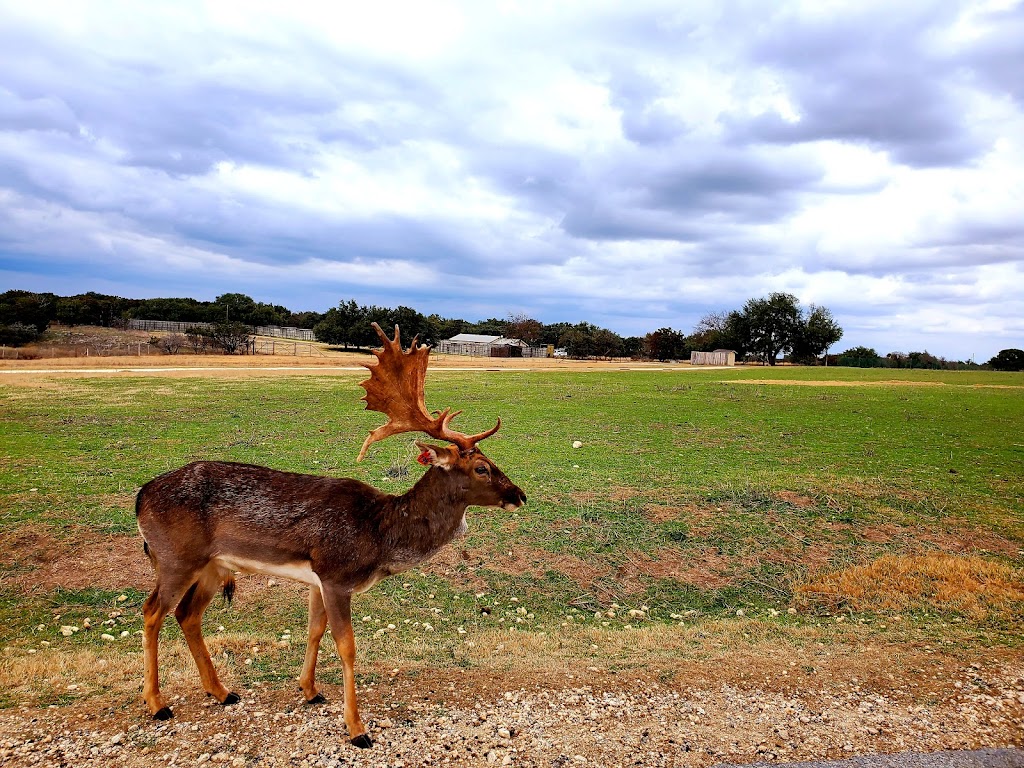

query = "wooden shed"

[690,349,736,366]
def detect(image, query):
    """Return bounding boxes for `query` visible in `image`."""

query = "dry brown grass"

[732,379,950,386]
[1,646,145,706]
[794,553,1024,620]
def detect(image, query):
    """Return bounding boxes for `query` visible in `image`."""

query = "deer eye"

[474,465,489,476]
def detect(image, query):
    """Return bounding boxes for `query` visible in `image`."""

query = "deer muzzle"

[502,485,527,512]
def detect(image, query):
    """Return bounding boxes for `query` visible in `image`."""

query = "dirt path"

[0,653,1021,767]
[0,351,725,383]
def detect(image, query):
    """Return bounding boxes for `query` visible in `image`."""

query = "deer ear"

[415,442,456,470]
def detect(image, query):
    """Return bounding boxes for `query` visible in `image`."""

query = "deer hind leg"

[298,585,328,705]
[142,572,202,720]
[320,587,371,748]
[174,566,239,706]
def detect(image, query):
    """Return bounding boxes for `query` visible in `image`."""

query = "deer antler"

[356,323,501,461]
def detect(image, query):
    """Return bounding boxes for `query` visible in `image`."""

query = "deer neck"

[379,468,469,560]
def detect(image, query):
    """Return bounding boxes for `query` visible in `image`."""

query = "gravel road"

[1,666,1021,767]
[718,748,1024,768]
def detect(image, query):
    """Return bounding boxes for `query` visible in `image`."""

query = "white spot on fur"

[214,556,323,588]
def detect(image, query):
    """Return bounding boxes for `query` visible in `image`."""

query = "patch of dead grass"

[794,553,1024,620]
[724,379,949,388]
[430,542,753,592]
[433,545,615,591]
[5,619,1017,719]
[853,521,1020,557]
[776,491,815,508]
[0,526,152,593]
[0,642,207,707]
[641,503,700,523]
[615,547,740,590]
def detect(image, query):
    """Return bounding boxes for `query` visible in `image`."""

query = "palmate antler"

[356,323,501,461]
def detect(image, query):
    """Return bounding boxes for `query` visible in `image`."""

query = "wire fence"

[250,340,325,356]
[126,319,315,340]
[434,341,551,358]
[1,343,155,359]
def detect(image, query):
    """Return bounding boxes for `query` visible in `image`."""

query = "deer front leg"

[320,587,371,748]
[298,585,328,704]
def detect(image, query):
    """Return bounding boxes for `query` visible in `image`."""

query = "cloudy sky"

[1,1,1022,361]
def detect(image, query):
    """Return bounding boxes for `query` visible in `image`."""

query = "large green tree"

[425,314,466,345]
[838,346,881,367]
[127,296,208,322]
[791,304,844,363]
[314,299,368,348]
[644,327,689,361]
[313,301,428,348]
[708,293,844,366]
[0,290,57,333]
[689,310,749,357]
[987,349,1024,371]
[388,306,429,344]
[741,292,802,365]
[214,293,255,322]
[464,317,507,336]
[591,327,625,358]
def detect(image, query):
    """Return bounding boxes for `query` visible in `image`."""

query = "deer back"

[136,462,389,584]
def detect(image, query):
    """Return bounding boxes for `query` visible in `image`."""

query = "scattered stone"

[0,654,1021,767]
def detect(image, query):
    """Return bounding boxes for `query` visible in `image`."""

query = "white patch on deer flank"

[213,556,323,588]
[352,571,387,594]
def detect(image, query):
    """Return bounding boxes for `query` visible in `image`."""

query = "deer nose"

[502,485,526,510]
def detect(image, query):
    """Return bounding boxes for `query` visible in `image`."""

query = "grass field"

[1,364,1023,713]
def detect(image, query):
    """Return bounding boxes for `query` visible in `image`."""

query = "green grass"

[1,366,1023,698]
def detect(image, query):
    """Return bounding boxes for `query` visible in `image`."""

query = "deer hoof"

[222,692,241,706]
[350,734,373,749]
[153,706,174,721]
[304,693,327,706]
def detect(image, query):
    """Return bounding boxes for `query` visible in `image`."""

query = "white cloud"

[0,0,1022,360]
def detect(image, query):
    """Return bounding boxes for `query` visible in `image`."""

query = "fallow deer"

[135,323,526,748]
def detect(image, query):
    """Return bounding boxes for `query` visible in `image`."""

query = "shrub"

[0,322,42,347]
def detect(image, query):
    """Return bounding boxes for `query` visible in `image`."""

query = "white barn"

[435,334,530,357]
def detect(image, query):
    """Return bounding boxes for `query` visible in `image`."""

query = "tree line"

[836,345,1023,371]
[2,288,1020,369]
[0,290,320,333]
